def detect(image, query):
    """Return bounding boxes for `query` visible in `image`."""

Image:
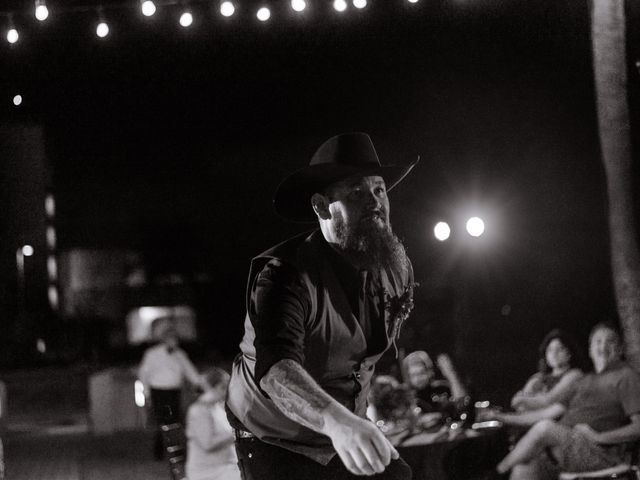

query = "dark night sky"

[2,0,640,397]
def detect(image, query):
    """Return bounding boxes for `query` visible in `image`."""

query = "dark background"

[1,0,640,403]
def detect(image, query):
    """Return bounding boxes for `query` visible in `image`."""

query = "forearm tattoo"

[260,359,333,432]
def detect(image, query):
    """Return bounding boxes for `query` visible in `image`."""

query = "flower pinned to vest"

[383,282,418,357]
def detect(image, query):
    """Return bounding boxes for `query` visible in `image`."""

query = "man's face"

[326,175,390,232]
[589,327,622,372]
[407,363,435,390]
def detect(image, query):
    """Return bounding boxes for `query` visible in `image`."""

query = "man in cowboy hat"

[226,132,418,479]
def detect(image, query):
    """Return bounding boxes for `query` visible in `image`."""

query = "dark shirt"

[253,240,385,386]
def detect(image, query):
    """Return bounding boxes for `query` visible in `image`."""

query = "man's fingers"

[336,449,360,475]
[389,443,400,460]
[371,434,392,466]
[347,449,374,476]
[360,442,386,474]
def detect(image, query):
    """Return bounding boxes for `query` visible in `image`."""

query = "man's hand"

[323,403,399,476]
[574,423,602,443]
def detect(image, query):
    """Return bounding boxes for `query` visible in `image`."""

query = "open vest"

[227,230,414,462]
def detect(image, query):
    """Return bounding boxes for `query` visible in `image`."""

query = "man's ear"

[311,193,331,220]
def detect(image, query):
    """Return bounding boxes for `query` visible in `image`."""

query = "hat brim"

[273,157,419,222]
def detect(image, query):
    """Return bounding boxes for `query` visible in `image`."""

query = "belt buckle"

[234,428,255,440]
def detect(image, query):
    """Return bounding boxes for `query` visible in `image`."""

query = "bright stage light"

[96,22,109,38]
[434,222,451,241]
[291,0,306,12]
[13,95,22,106]
[141,0,156,17]
[466,217,485,237]
[35,0,49,21]
[22,245,34,256]
[179,11,193,27]
[220,1,235,17]
[353,0,367,8]
[7,28,19,44]
[257,7,271,21]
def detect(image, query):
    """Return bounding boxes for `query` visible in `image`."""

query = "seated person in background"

[186,367,241,480]
[484,322,640,480]
[402,350,469,419]
[511,328,584,412]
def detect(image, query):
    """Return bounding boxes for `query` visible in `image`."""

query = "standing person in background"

[226,132,418,479]
[186,367,241,480]
[138,317,204,459]
[511,329,584,412]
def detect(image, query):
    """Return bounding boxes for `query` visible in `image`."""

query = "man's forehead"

[334,175,386,189]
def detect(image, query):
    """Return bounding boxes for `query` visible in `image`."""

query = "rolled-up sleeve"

[251,259,311,386]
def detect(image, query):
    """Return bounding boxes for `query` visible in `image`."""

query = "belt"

[233,428,256,440]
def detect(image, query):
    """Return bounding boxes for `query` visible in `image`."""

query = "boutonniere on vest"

[383,282,419,357]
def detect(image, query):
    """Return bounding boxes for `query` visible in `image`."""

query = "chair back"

[160,422,187,480]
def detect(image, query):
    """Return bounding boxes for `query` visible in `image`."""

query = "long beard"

[334,214,409,276]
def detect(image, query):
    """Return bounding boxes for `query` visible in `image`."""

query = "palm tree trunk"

[592,0,640,371]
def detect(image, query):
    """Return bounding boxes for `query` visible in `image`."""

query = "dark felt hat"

[273,132,418,222]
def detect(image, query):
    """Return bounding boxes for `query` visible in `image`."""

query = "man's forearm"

[259,358,343,433]
[595,419,640,445]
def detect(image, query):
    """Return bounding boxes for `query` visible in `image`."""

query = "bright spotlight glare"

[220,1,235,17]
[179,12,193,27]
[466,217,485,237]
[433,222,451,241]
[7,28,19,44]
[256,7,271,21]
[291,0,306,12]
[13,95,22,106]
[353,0,367,8]
[96,22,109,38]
[407,0,419,3]
[141,0,156,16]
[333,0,347,11]
[22,245,34,256]
[35,5,49,21]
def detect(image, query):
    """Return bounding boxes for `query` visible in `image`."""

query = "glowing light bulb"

[7,28,19,44]
[433,222,451,241]
[353,0,367,8]
[96,22,109,38]
[13,95,22,106]
[291,0,306,12]
[179,12,193,27]
[256,7,271,21]
[466,217,485,237]
[333,0,347,11]
[220,1,235,17]
[35,2,49,21]
[141,0,156,17]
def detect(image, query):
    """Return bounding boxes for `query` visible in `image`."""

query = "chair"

[160,422,187,480]
[559,464,639,479]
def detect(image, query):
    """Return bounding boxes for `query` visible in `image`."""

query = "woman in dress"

[185,367,240,480]
[510,328,584,412]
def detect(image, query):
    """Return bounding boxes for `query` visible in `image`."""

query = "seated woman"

[185,367,240,480]
[402,350,469,422]
[510,329,584,412]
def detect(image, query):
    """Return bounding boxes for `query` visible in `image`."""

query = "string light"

[96,21,109,38]
[35,0,49,21]
[353,0,367,8]
[13,94,22,106]
[220,1,235,17]
[140,0,156,17]
[7,28,19,44]
[256,7,270,22]
[179,11,193,27]
[333,0,348,12]
[291,0,306,12]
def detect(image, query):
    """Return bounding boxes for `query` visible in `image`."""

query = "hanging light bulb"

[291,0,306,12]
[96,21,109,38]
[220,1,235,17]
[333,0,347,12]
[35,0,49,21]
[141,0,156,17]
[179,10,193,27]
[353,0,367,8]
[6,28,19,44]
[256,7,271,21]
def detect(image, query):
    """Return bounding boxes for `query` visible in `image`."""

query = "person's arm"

[186,404,235,452]
[510,374,543,409]
[492,403,566,427]
[260,359,398,477]
[574,413,640,445]
[435,353,467,399]
[138,350,153,399]
[512,369,583,411]
[177,350,203,388]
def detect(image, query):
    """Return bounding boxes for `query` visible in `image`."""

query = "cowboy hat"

[273,132,418,222]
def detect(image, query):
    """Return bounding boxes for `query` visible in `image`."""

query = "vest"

[227,230,414,461]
